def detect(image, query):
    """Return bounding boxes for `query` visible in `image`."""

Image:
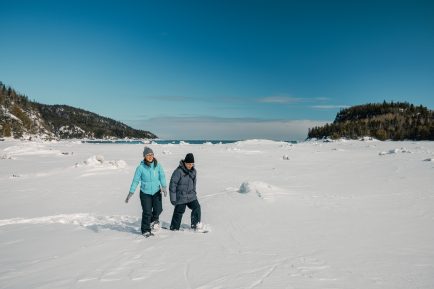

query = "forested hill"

[0,81,157,139]
[308,102,434,141]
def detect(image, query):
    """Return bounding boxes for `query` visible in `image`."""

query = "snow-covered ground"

[1,139,433,289]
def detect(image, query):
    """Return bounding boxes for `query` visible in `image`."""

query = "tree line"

[0,81,157,139]
[308,101,434,141]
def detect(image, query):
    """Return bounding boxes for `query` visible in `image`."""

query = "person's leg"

[140,192,153,234]
[151,191,163,224]
[170,203,186,230]
[187,200,201,228]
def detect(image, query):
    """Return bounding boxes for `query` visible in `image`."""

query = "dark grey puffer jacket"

[169,161,197,205]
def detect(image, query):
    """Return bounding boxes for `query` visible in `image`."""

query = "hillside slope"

[0,81,156,139]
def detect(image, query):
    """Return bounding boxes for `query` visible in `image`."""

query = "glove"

[161,187,167,197]
[171,200,176,206]
[125,192,133,203]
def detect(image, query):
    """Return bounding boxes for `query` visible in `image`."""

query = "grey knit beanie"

[143,147,154,157]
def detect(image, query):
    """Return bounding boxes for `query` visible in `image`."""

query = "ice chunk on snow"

[0,154,14,160]
[84,155,104,165]
[238,181,287,201]
[76,155,127,169]
[108,160,127,168]
[379,148,413,156]
[400,147,412,153]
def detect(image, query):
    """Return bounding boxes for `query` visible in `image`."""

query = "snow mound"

[3,144,61,157]
[108,160,127,168]
[179,141,190,145]
[75,155,127,169]
[379,147,413,155]
[85,154,105,165]
[238,181,287,201]
[0,213,140,234]
[1,154,14,160]
[235,139,284,145]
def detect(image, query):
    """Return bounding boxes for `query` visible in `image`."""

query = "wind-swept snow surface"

[0,139,433,289]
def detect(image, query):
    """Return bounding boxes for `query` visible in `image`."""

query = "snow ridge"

[0,214,141,234]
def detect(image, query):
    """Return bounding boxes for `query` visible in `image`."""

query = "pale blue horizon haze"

[1,0,433,140]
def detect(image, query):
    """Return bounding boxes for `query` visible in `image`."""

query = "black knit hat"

[184,153,195,163]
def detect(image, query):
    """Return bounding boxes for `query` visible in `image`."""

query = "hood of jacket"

[178,160,196,177]
[141,158,158,168]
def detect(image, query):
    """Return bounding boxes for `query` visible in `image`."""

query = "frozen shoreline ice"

[0,139,433,289]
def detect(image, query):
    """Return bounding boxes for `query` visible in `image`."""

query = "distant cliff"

[308,102,434,141]
[0,81,157,139]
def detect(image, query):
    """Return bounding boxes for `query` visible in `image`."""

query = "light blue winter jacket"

[129,160,167,195]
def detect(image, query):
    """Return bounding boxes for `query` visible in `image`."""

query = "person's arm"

[125,192,134,203]
[129,165,141,194]
[158,164,167,188]
[191,168,197,193]
[169,169,181,205]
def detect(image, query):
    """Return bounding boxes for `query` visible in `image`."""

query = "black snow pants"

[170,199,201,230]
[140,190,162,234]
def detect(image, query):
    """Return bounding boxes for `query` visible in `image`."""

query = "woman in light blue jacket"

[125,147,167,237]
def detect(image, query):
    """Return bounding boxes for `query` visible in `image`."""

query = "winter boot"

[151,221,160,231]
[192,222,205,233]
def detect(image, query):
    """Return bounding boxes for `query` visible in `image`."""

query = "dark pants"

[170,199,201,230]
[140,191,162,234]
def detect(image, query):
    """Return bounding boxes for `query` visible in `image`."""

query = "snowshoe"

[192,222,208,233]
[142,231,154,238]
[151,221,160,231]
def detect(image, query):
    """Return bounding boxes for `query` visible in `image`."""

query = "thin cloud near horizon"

[311,105,350,110]
[258,96,332,104]
[258,96,306,104]
[125,116,329,141]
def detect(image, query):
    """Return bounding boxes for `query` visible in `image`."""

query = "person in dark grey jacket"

[169,153,202,231]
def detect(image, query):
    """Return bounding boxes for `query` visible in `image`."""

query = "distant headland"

[308,101,433,141]
[0,81,156,140]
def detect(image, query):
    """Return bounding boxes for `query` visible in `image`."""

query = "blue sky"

[1,0,433,140]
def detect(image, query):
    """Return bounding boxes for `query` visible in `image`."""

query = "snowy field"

[0,139,433,289]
